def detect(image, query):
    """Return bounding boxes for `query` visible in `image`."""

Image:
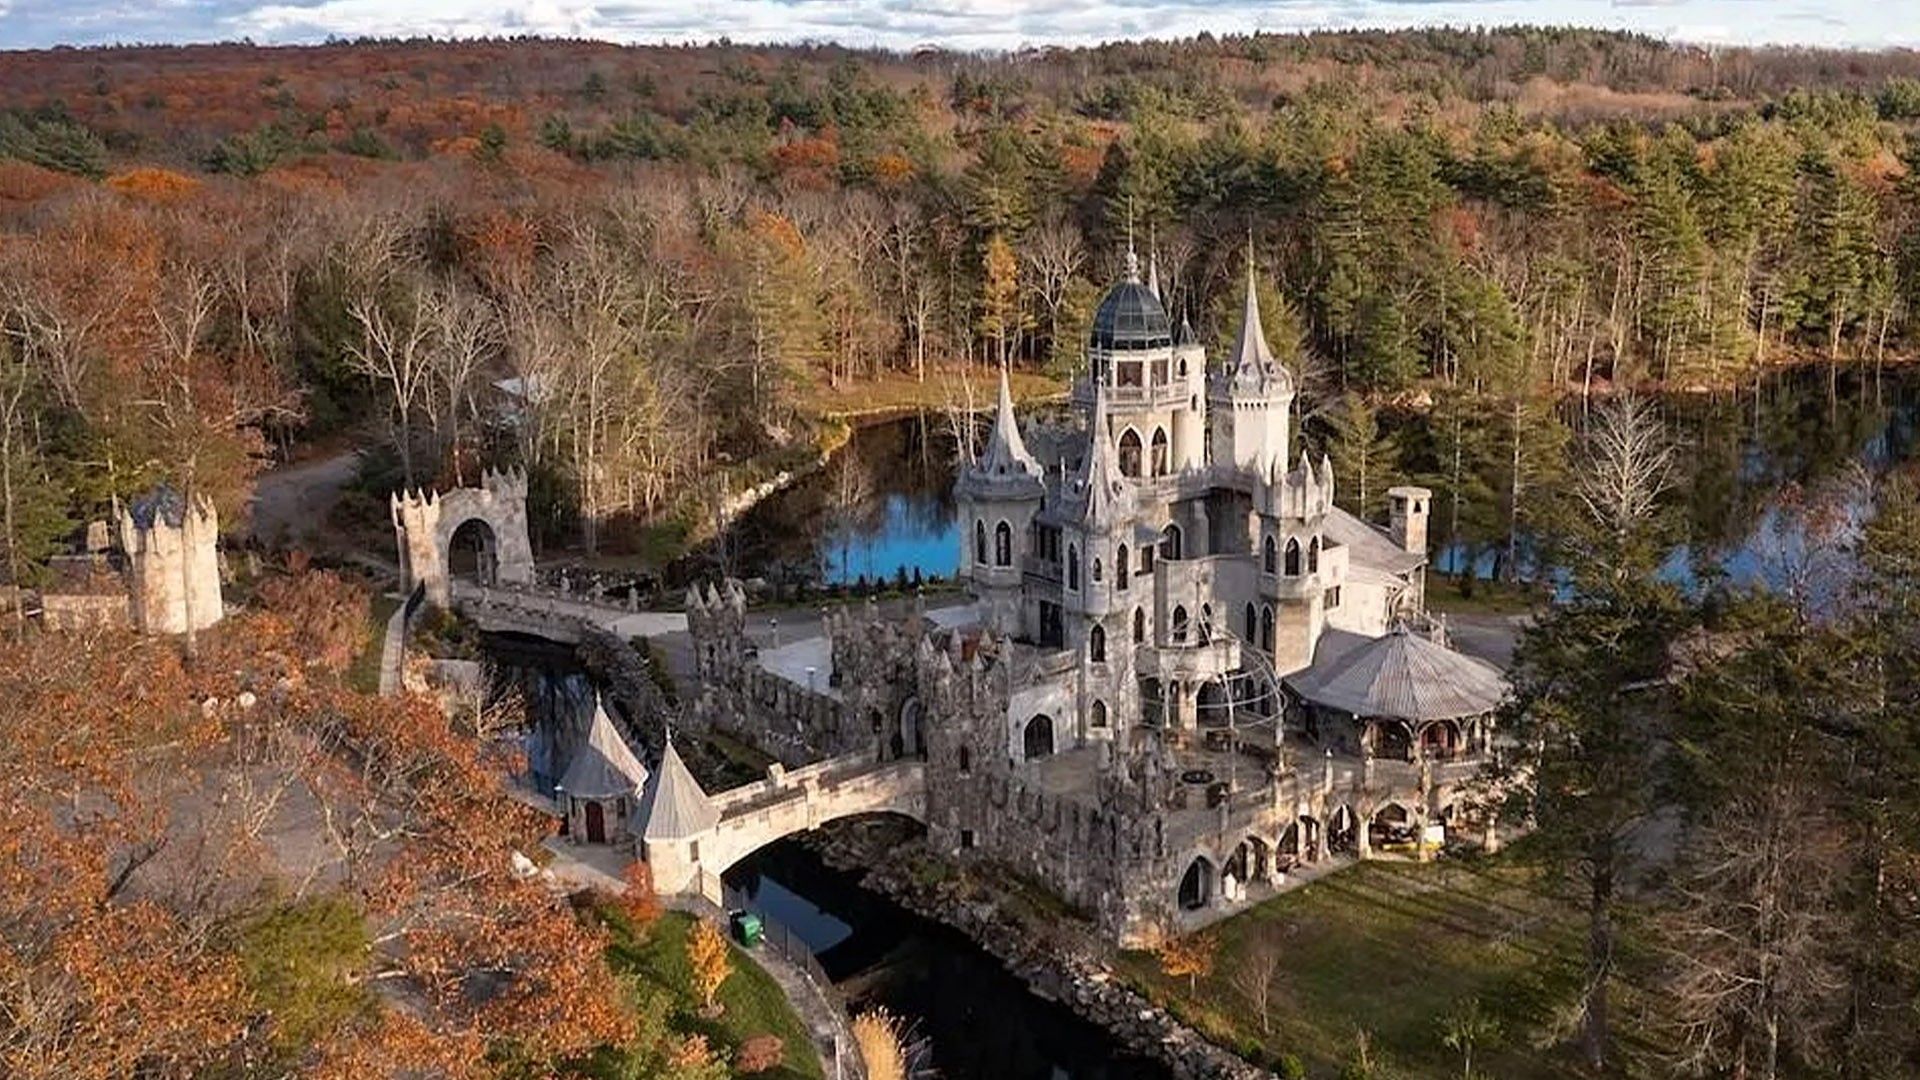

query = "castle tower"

[1078,243,1205,478]
[117,486,224,636]
[956,365,1045,637]
[1389,486,1431,556]
[1208,243,1294,478]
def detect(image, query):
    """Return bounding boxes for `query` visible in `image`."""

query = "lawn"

[607,910,825,1080]
[1425,576,1545,617]
[1117,857,1611,1078]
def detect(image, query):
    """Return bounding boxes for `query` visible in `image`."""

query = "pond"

[727,368,1920,604]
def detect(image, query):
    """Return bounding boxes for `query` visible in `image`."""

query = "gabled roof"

[638,737,719,841]
[1288,627,1508,722]
[1323,505,1425,576]
[558,697,650,800]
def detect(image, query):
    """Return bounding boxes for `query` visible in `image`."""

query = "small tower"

[956,365,1045,638]
[1208,243,1294,477]
[557,695,651,845]
[1388,486,1432,556]
[117,486,223,636]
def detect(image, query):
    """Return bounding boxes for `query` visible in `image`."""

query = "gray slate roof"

[1322,505,1425,576]
[1288,627,1508,722]
[558,698,650,799]
[638,738,719,841]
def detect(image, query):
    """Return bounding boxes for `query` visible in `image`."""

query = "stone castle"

[688,247,1511,945]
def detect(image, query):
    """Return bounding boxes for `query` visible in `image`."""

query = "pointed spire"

[1146,222,1161,301]
[1077,384,1131,524]
[1227,235,1289,396]
[638,734,718,841]
[558,695,650,800]
[973,362,1043,480]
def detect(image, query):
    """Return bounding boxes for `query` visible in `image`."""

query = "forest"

[1,29,1920,573]
[3,29,1920,1080]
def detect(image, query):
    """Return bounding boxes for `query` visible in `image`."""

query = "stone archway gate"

[391,468,535,607]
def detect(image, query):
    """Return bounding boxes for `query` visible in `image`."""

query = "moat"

[492,642,1168,1080]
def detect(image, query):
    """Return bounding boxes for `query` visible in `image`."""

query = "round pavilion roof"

[1287,628,1508,723]
[1089,280,1172,352]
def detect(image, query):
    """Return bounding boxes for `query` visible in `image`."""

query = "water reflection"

[730,369,1920,604]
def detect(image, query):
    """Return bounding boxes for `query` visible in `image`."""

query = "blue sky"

[0,0,1912,53]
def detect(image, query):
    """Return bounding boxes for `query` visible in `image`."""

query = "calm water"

[731,369,1920,602]
[725,836,1168,1080]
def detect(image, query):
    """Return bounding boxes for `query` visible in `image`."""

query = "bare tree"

[1227,925,1287,1036]
[1025,215,1085,365]
[1573,393,1676,550]
[347,282,438,489]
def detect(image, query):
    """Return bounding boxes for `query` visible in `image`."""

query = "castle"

[690,248,1510,944]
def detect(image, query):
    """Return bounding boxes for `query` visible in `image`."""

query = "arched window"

[1116,544,1130,590]
[1284,537,1302,576]
[1263,534,1277,574]
[1260,605,1275,655]
[1171,605,1190,644]
[1092,558,1103,583]
[1133,606,1146,643]
[975,519,988,565]
[1067,544,1080,591]
[1118,428,1143,478]
[994,521,1013,567]
[1091,699,1109,728]
[1245,603,1257,642]
[1150,427,1169,476]
[1160,523,1183,561]
[1089,624,1106,663]
[1199,603,1214,645]
[1308,535,1321,574]
[958,746,971,775]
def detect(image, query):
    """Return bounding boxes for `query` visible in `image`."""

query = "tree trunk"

[1584,853,1614,1071]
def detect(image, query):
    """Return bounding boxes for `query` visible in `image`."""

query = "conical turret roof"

[1226,243,1292,397]
[638,736,719,841]
[558,696,651,800]
[975,363,1043,480]
[1075,386,1133,525]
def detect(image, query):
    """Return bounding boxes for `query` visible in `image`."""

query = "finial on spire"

[1147,221,1162,302]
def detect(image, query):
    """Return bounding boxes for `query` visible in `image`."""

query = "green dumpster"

[729,909,764,947]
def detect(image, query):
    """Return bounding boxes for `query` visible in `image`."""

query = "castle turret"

[1208,243,1294,478]
[1389,486,1431,557]
[957,365,1045,637]
[117,486,223,636]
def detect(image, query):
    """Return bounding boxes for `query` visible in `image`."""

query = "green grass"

[607,911,825,1080]
[347,593,401,694]
[1426,576,1544,617]
[1116,857,1599,1078]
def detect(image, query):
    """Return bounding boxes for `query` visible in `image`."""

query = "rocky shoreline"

[806,828,1271,1080]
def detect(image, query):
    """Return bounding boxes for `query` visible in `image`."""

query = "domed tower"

[1078,245,1205,481]
[956,365,1045,638]
[1208,244,1294,479]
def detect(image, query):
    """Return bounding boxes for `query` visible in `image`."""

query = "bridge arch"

[392,468,535,607]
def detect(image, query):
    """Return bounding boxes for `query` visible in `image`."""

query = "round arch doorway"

[447,517,500,587]
[1023,714,1055,761]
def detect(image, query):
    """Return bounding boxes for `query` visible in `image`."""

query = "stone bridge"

[449,579,687,641]
[646,752,927,903]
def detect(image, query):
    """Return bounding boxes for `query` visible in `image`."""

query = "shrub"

[239,896,374,1053]
[735,1033,784,1073]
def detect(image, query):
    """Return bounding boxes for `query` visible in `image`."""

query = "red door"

[585,801,607,844]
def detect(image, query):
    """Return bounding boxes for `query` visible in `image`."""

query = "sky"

[0,0,1913,54]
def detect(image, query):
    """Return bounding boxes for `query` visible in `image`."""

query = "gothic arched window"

[1089,624,1106,663]
[1172,605,1190,644]
[1118,428,1143,478]
[1260,605,1275,654]
[1091,699,1109,728]
[1308,535,1321,574]
[1067,544,1081,591]
[975,519,988,565]
[1263,534,1277,574]
[1116,545,1130,590]
[1284,537,1302,576]
[1160,523,1183,561]
[1133,606,1146,643]
[1245,603,1257,642]
[994,521,1013,567]
[1092,558,1103,583]
[1150,427,1169,477]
